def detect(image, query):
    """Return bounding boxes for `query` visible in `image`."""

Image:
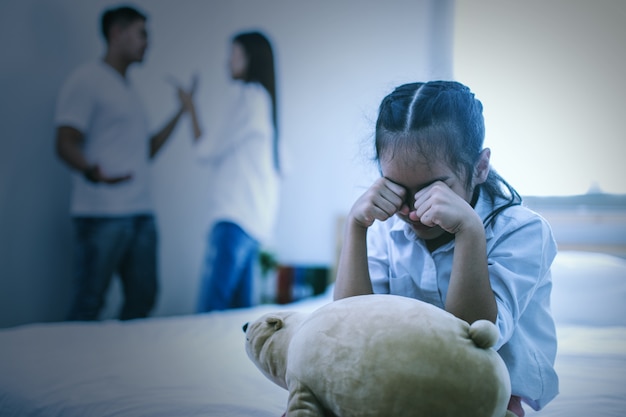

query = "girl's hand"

[409,181,481,235]
[349,177,409,229]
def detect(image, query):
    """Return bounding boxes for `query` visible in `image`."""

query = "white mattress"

[1,251,625,416]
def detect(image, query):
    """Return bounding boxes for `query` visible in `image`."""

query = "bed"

[1,250,625,417]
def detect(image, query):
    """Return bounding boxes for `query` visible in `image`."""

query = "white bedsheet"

[525,325,626,416]
[0,295,328,417]
[1,251,625,416]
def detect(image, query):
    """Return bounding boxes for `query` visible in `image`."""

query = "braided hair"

[375,81,521,227]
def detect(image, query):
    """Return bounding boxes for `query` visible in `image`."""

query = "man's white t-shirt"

[55,61,152,216]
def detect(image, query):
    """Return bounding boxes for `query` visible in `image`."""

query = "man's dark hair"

[101,6,147,43]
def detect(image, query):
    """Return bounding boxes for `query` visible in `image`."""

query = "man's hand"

[56,126,132,184]
[84,164,133,184]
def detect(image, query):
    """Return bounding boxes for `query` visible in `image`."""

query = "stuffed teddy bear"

[244,293,517,417]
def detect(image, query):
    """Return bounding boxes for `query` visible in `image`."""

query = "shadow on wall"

[0,1,97,328]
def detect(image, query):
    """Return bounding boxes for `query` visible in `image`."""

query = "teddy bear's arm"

[286,381,326,417]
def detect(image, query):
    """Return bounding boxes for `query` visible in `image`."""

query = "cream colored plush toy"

[244,294,517,417]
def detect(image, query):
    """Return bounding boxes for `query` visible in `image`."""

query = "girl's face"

[229,41,248,80]
[380,155,475,241]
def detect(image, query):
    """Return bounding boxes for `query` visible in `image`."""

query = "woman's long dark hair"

[233,31,280,173]
[375,81,521,227]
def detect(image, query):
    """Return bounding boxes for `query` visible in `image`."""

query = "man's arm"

[150,78,200,157]
[149,107,185,158]
[56,126,91,173]
[55,126,131,183]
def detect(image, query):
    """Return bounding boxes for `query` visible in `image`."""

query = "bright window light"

[453,1,626,196]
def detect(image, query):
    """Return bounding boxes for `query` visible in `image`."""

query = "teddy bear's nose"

[242,322,249,333]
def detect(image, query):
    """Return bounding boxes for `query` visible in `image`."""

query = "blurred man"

[55,5,193,320]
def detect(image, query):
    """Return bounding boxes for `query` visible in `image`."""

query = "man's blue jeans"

[197,221,259,312]
[67,215,158,321]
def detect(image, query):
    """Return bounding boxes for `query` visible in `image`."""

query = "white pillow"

[550,251,626,326]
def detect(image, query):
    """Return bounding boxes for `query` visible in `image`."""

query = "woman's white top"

[195,81,279,245]
[367,192,559,411]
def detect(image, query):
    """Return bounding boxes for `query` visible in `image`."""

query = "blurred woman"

[184,31,281,312]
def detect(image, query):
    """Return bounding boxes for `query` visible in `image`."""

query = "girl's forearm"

[445,222,497,323]
[333,220,373,300]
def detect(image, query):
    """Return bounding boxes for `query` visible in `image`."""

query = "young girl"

[183,31,281,312]
[334,81,558,416]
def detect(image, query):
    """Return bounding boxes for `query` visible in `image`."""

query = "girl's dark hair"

[101,6,147,43]
[375,81,521,227]
[233,31,280,173]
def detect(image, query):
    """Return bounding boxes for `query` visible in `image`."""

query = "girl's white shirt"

[367,192,558,411]
[195,81,279,245]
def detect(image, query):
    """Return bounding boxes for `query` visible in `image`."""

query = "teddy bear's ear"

[265,315,284,330]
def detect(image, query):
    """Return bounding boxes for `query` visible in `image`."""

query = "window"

[453,1,625,196]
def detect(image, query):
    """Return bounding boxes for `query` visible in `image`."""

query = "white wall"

[0,0,453,327]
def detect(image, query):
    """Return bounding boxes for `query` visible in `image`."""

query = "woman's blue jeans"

[67,215,158,321]
[197,221,259,312]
